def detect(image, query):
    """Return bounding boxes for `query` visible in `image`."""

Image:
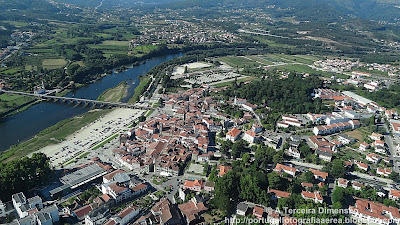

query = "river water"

[0,53,183,152]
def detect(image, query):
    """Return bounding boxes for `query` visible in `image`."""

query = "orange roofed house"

[226,128,242,142]
[268,189,291,201]
[274,164,297,176]
[183,180,204,192]
[301,191,323,204]
[218,165,232,177]
[253,206,264,219]
[309,168,328,182]
[349,198,400,225]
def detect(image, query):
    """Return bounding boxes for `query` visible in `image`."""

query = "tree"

[213,171,239,212]
[302,171,315,183]
[158,98,164,105]
[389,171,399,181]
[231,140,248,159]
[383,198,397,207]
[273,150,284,164]
[208,164,218,182]
[139,115,146,122]
[242,153,251,164]
[332,201,342,210]
[330,159,346,178]
[203,163,209,175]
[332,187,345,205]
[220,140,233,155]
[0,153,52,201]
[268,172,283,190]
[299,145,312,157]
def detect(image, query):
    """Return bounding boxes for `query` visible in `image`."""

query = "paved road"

[142,173,183,203]
[289,160,323,170]
[351,171,393,184]
[290,160,394,185]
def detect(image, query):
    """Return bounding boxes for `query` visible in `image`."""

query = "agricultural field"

[218,56,259,68]
[0,67,23,77]
[42,59,68,70]
[89,40,129,57]
[217,54,321,68]
[130,45,159,57]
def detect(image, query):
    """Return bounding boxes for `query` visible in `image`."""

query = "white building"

[243,130,257,144]
[288,147,301,159]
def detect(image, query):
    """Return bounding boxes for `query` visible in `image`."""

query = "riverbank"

[0,93,38,118]
[0,109,112,162]
[0,53,184,155]
[128,76,151,103]
[33,108,144,167]
[97,81,128,102]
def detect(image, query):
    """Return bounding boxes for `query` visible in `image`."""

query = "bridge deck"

[1,90,153,110]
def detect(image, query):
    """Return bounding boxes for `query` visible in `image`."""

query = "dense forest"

[0,0,82,22]
[0,153,52,201]
[222,75,329,114]
[0,23,14,48]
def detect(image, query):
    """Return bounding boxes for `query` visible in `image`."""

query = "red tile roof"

[253,206,264,216]
[268,189,291,198]
[227,128,241,138]
[74,205,93,219]
[103,169,125,181]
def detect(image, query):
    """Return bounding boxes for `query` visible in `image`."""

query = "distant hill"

[52,0,181,8]
[167,0,400,23]
[0,0,82,21]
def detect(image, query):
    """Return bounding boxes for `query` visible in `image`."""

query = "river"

[0,53,183,152]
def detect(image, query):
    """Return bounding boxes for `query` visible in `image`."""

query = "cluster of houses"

[112,86,266,176]
[314,58,399,78]
[236,159,400,224]
[277,115,302,128]
[0,192,60,225]
[132,19,239,46]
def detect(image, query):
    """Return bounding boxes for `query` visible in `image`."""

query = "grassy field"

[0,93,36,115]
[131,45,158,55]
[97,81,128,102]
[42,59,68,70]
[345,127,371,144]
[275,64,349,79]
[128,76,151,103]
[92,133,119,150]
[213,76,259,88]
[217,54,321,69]
[88,40,129,57]
[218,56,259,68]
[0,109,112,162]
